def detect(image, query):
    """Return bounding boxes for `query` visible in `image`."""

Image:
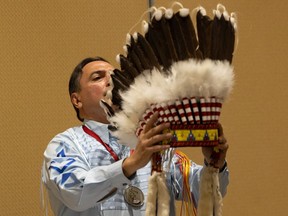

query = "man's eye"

[92,76,101,81]
[91,71,106,81]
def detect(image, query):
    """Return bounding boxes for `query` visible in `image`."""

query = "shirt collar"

[83,119,110,144]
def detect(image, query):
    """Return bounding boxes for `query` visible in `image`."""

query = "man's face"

[74,60,114,122]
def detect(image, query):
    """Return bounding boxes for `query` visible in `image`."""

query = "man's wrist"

[204,159,227,173]
[204,158,209,166]
[122,157,137,178]
[219,160,227,172]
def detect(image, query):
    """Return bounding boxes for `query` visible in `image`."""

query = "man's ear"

[71,93,82,109]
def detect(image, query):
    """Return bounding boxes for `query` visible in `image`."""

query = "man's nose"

[106,72,112,87]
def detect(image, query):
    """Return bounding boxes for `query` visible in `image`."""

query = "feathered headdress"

[103,2,237,216]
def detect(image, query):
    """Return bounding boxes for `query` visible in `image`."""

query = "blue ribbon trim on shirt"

[49,158,76,174]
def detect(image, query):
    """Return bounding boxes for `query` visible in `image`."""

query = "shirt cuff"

[109,159,133,187]
[85,159,131,189]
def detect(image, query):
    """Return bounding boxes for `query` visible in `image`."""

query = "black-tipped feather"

[156,16,178,63]
[113,68,132,87]
[145,21,173,69]
[128,36,151,71]
[175,12,203,59]
[196,10,213,59]
[167,12,190,61]
[100,100,115,117]
[111,87,123,109]
[211,15,226,61]
[136,33,161,70]
[119,54,139,80]
[224,20,235,63]
[128,48,144,72]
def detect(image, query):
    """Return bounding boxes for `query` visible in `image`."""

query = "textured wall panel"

[1,0,288,215]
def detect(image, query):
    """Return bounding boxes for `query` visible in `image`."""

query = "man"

[42,57,229,216]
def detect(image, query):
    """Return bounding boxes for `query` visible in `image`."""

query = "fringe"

[146,172,158,216]
[156,173,170,216]
[197,166,223,216]
[145,172,170,216]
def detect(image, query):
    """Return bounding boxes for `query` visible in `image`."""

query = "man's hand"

[202,124,229,169]
[122,112,172,178]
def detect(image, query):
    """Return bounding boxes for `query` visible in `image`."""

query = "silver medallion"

[124,185,144,207]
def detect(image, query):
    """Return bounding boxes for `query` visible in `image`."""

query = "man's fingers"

[143,121,170,141]
[217,143,229,151]
[219,136,227,144]
[144,112,159,133]
[218,124,224,136]
[147,144,170,153]
[217,123,227,150]
[147,132,172,145]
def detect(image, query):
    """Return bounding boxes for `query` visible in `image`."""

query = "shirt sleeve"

[42,130,131,212]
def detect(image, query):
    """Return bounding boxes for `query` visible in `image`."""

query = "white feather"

[126,34,131,45]
[115,54,120,64]
[142,21,149,34]
[165,8,173,19]
[179,8,189,17]
[153,9,163,21]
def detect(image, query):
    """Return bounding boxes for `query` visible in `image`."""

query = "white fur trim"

[156,173,170,216]
[145,172,158,216]
[145,172,170,216]
[213,169,223,216]
[198,166,223,216]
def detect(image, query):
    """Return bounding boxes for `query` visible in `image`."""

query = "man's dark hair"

[69,56,109,122]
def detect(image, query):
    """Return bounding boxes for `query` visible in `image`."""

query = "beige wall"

[1,0,287,215]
